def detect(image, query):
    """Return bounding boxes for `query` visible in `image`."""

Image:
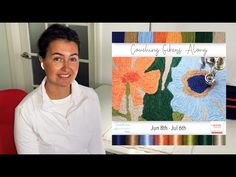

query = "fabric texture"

[0,89,27,154]
[168,57,226,121]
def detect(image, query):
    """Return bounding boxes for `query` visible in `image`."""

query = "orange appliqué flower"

[112,57,160,111]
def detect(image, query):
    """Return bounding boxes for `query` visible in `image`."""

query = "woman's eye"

[70,57,78,62]
[53,57,62,62]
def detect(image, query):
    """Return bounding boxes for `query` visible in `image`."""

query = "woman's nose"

[61,61,69,71]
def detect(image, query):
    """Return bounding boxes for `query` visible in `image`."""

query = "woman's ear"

[39,57,44,70]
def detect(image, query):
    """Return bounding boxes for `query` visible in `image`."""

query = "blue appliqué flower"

[168,57,226,121]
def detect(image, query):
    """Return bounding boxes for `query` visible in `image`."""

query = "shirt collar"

[40,77,87,110]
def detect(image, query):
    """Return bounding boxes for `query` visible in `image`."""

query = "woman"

[14,24,105,154]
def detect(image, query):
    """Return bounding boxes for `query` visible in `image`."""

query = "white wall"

[0,23,12,89]
[97,23,236,86]
[151,23,236,86]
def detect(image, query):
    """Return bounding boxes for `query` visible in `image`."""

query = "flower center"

[187,75,210,93]
[121,72,140,84]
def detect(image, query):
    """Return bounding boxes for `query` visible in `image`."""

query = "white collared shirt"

[50,94,72,118]
[14,77,105,154]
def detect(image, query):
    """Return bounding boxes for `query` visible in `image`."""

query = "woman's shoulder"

[16,87,41,111]
[74,83,99,102]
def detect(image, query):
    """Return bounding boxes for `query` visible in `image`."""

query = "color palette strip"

[112,32,225,43]
[112,135,226,145]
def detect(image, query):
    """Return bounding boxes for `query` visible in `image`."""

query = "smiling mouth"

[58,74,71,78]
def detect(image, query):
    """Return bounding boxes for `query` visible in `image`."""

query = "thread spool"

[154,135,169,145]
[213,135,226,145]
[126,135,139,145]
[198,135,213,145]
[112,135,126,145]
[139,135,154,145]
[169,135,183,145]
[184,135,197,145]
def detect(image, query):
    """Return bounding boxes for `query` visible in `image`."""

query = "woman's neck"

[45,82,71,100]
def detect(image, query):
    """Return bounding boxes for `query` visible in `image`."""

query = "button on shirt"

[14,77,105,154]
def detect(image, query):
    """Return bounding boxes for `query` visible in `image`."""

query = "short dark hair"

[37,24,80,58]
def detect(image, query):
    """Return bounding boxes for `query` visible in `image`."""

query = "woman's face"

[40,39,79,88]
